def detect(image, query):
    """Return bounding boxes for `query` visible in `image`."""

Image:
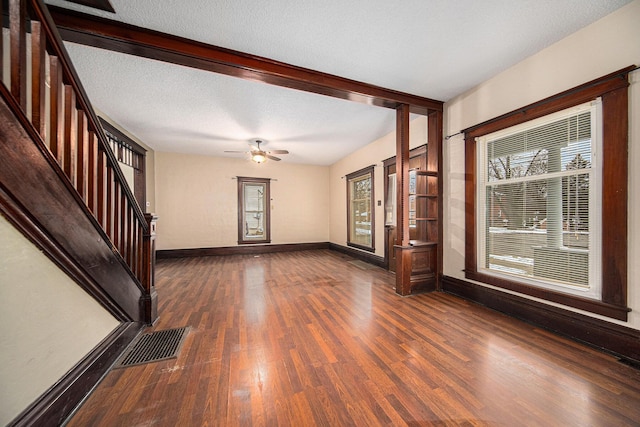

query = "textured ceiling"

[46,0,631,165]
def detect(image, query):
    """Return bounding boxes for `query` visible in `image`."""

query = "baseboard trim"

[442,275,640,364]
[329,243,386,268]
[157,242,331,259]
[9,322,144,427]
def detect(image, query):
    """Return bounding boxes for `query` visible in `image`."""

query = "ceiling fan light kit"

[224,139,289,164]
[252,152,267,163]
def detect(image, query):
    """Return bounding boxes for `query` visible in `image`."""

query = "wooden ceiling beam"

[48,6,443,115]
[63,0,115,13]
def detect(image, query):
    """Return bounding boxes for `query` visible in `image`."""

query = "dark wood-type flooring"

[68,250,640,426]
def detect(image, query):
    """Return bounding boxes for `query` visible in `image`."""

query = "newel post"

[141,213,158,324]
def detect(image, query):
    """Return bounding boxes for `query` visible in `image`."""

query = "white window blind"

[476,101,601,298]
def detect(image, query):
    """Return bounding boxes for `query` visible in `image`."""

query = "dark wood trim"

[395,105,411,247]
[10,0,27,109]
[463,66,635,136]
[161,241,385,267]
[157,242,330,259]
[64,0,115,13]
[141,214,158,325]
[600,86,628,306]
[464,67,632,320]
[428,110,443,291]
[30,1,148,230]
[0,85,143,321]
[383,144,428,273]
[99,118,147,210]
[98,118,147,156]
[47,6,443,116]
[0,189,130,321]
[382,144,427,167]
[346,241,376,253]
[465,270,630,321]
[237,177,271,245]
[346,165,375,252]
[328,243,386,268]
[442,276,640,365]
[8,321,144,427]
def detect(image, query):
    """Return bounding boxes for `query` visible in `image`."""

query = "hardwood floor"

[67,250,640,426]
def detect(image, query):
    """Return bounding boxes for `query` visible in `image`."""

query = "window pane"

[238,178,270,244]
[485,175,590,287]
[409,170,416,227]
[348,170,373,249]
[481,106,594,291]
[385,174,396,225]
[243,183,266,239]
[487,111,591,181]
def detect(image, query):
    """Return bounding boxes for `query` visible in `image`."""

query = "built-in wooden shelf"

[409,240,437,247]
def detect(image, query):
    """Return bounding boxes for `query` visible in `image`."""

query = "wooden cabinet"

[395,169,439,294]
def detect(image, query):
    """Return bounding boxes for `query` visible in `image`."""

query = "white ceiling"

[46,0,631,165]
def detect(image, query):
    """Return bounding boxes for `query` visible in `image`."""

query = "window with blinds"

[476,101,601,298]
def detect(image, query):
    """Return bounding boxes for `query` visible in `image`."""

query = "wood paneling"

[67,251,640,426]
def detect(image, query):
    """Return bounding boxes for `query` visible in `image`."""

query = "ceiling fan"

[224,139,289,163]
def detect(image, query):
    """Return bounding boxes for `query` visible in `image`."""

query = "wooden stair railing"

[1,0,157,324]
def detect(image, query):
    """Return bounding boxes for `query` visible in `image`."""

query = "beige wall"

[329,116,428,258]
[443,0,640,329]
[154,152,329,249]
[0,216,119,425]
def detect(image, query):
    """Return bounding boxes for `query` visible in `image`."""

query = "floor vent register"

[115,327,189,368]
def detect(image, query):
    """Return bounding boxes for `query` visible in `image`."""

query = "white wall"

[154,152,330,250]
[444,0,640,329]
[329,116,428,257]
[0,216,120,425]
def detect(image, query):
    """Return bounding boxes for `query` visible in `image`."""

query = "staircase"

[1,0,157,424]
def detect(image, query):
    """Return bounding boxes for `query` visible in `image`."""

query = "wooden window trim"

[237,177,271,245]
[463,66,633,321]
[99,118,147,157]
[346,165,375,252]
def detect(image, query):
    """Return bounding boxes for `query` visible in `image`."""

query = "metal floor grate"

[115,327,189,368]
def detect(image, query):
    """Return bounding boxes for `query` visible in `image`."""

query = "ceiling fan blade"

[266,155,281,161]
[268,150,289,154]
[224,150,248,153]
